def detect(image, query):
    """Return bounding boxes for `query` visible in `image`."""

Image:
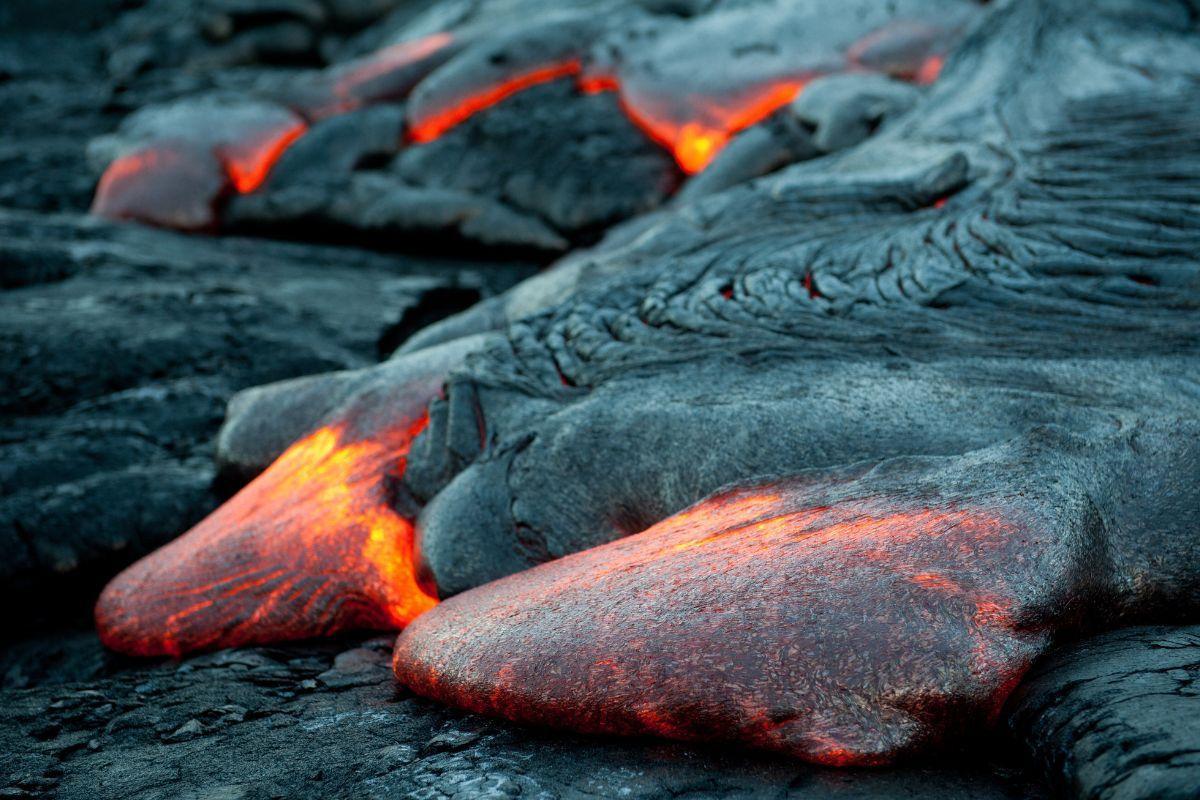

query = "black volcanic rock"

[3,0,1200,795]
[1006,625,1200,800]
[0,633,1048,800]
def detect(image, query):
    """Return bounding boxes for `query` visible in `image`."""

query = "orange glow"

[591,77,806,173]
[91,144,226,231]
[915,54,945,85]
[94,149,164,202]
[576,73,620,95]
[673,123,727,175]
[911,571,959,591]
[93,16,966,228]
[223,120,308,193]
[408,60,583,143]
[334,33,455,103]
[91,115,308,229]
[395,482,1051,766]
[96,414,436,657]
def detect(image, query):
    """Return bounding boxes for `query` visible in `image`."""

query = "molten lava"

[91,113,308,229]
[91,144,225,231]
[407,60,583,144]
[915,54,945,85]
[96,414,435,657]
[613,80,808,174]
[223,120,309,193]
[91,15,965,227]
[394,480,1054,765]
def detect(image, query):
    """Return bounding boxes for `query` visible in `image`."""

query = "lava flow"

[95,413,435,657]
[610,79,809,174]
[91,112,308,230]
[91,144,226,231]
[302,32,459,119]
[407,59,583,144]
[92,12,967,229]
[223,121,309,193]
[394,479,1054,765]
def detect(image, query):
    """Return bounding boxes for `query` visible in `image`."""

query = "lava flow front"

[90,11,967,229]
[394,478,1055,766]
[95,413,435,657]
[91,107,308,230]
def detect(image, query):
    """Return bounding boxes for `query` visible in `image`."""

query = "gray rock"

[1006,625,1200,800]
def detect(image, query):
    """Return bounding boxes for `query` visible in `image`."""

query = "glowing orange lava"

[91,115,308,228]
[96,414,435,657]
[584,74,806,174]
[673,123,726,175]
[395,481,1053,766]
[93,16,965,227]
[915,54,945,85]
[90,144,225,231]
[407,60,583,143]
[94,149,166,200]
[223,120,309,193]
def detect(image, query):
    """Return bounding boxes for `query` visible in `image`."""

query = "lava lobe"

[393,474,1061,766]
[92,346,469,656]
[89,4,971,231]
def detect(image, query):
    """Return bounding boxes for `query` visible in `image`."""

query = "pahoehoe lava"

[54,0,1200,785]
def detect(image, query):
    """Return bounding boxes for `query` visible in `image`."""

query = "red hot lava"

[91,110,308,230]
[224,122,309,193]
[91,16,964,227]
[408,60,584,144]
[393,480,1056,766]
[95,414,434,656]
[91,145,226,231]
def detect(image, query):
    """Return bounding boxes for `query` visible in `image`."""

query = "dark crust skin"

[395,422,1200,765]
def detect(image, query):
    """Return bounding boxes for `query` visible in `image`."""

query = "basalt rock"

[109,0,1200,770]
[0,206,531,629]
[396,423,1200,764]
[0,632,1049,800]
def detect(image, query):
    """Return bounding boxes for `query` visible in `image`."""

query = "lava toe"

[94,341,484,656]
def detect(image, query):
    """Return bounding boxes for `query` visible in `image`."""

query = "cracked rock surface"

[0,1,534,623]
[1006,625,1200,800]
[1,632,1047,800]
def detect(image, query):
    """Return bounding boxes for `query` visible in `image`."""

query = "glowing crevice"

[91,17,962,226]
[407,60,584,144]
[223,120,309,193]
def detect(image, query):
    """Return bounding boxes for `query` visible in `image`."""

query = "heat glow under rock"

[393,478,1055,766]
[90,8,966,229]
[90,103,308,230]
